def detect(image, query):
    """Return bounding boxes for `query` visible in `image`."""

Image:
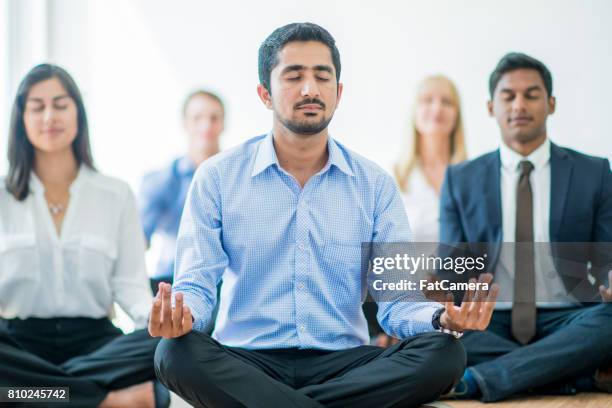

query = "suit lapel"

[484,151,503,269]
[485,150,503,243]
[550,143,573,240]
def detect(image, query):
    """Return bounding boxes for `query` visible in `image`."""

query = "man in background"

[139,90,224,295]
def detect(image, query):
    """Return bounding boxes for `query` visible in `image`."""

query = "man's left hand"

[440,273,500,332]
[599,270,612,302]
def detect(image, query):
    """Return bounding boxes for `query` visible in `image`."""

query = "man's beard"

[279,114,333,136]
[275,97,334,136]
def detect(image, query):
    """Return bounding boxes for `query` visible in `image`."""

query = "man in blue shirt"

[149,23,498,407]
[139,90,225,294]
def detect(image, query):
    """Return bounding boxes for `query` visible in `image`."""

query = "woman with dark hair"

[0,64,169,408]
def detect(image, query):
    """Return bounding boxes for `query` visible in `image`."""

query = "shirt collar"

[500,137,550,172]
[251,132,278,177]
[177,156,197,176]
[251,132,355,178]
[29,164,89,195]
[326,135,355,177]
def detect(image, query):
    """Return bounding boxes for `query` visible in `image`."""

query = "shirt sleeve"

[173,164,227,332]
[111,186,153,329]
[372,173,442,338]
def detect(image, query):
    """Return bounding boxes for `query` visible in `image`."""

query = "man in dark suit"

[440,52,612,402]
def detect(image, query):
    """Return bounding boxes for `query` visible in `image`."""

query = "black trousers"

[0,317,160,407]
[462,303,612,402]
[155,330,465,408]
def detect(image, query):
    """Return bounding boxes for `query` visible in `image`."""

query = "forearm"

[172,275,216,332]
[377,300,441,339]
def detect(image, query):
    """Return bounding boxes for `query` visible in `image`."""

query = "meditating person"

[149,22,499,408]
[0,63,169,408]
[440,52,612,401]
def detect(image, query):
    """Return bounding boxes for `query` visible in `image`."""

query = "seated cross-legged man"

[148,23,499,408]
[440,52,612,402]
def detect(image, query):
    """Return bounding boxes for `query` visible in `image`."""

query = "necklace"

[45,192,68,216]
[48,202,65,215]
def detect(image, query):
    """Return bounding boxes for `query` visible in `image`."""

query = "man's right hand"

[148,282,193,338]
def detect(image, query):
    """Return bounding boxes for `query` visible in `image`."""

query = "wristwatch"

[432,307,464,339]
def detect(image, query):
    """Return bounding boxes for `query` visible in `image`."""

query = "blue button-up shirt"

[139,157,195,279]
[174,133,440,350]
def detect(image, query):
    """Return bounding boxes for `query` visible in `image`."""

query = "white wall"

[2,0,611,187]
[0,1,8,169]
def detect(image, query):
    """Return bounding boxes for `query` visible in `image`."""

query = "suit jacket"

[439,141,612,303]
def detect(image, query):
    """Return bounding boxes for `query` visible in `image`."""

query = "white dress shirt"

[0,166,152,328]
[401,165,440,243]
[495,138,578,309]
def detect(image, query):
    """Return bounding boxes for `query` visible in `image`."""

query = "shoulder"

[193,134,267,181]
[84,167,134,201]
[140,158,182,193]
[445,150,499,189]
[553,144,610,171]
[450,150,498,175]
[331,138,395,188]
[0,177,16,207]
[0,176,29,206]
[0,176,9,198]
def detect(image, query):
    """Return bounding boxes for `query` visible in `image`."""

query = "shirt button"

[298,243,305,251]
[298,283,305,290]
[298,325,306,332]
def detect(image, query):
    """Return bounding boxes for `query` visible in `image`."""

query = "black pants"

[0,317,160,407]
[462,303,612,402]
[155,330,465,408]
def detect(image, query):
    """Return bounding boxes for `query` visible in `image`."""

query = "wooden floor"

[426,393,612,408]
[170,393,612,407]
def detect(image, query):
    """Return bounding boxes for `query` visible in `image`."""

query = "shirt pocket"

[322,241,366,298]
[0,234,39,286]
[78,234,118,285]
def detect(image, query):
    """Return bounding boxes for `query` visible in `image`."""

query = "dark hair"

[6,63,95,201]
[489,52,553,99]
[182,89,225,117]
[258,22,341,92]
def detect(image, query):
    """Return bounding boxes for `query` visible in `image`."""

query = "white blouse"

[401,166,441,243]
[0,166,152,328]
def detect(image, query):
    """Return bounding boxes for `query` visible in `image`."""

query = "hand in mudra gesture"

[440,273,500,332]
[600,270,612,302]
[148,283,193,338]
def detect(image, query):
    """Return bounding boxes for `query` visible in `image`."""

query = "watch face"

[432,307,445,329]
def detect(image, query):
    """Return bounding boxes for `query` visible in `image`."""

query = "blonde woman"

[374,75,468,347]
[395,74,467,242]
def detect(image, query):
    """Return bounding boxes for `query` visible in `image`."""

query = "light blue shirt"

[139,157,196,279]
[174,133,441,350]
